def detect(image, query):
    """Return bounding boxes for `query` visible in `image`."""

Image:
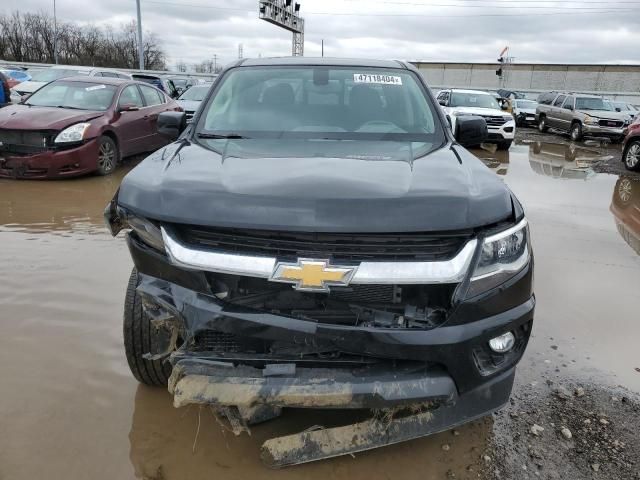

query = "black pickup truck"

[106,57,534,466]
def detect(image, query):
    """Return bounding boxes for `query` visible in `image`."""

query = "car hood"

[577,110,629,121]
[11,81,46,94]
[448,106,507,117]
[176,100,201,112]
[0,104,104,130]
[517,108,536,115]
[117,139,514,233]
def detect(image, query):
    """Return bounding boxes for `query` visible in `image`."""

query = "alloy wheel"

[98,141,116,173]
[626,143,640,169]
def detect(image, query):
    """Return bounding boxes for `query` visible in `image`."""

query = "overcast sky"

[3,0,640,68]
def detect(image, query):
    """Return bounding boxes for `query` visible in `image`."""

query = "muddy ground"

[1,129,640,479]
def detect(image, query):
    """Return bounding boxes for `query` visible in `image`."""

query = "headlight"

[583,115,598,125]
[466,219,530,298]
[54,123,91,144]
[127,214,165,251]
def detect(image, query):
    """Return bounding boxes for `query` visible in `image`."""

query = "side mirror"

[20,94,31,103]
[119,104,139,112]
[157,111,187,140]
[438,99,447,106]
[615,107,621,112]
[455,115,488,147]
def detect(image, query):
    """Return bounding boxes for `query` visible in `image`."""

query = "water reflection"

[0,165,133,234]
[527,141,611,180]
[475,148,510,176]
[128,385,492,479]
[610,176,640,256]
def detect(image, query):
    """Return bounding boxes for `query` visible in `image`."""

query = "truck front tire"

[123,268,172,386]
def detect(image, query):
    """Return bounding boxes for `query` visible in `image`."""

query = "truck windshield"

[450,92,500,110]
[178,85,210,101]
[576,97,612,111]
[197,66,443,143]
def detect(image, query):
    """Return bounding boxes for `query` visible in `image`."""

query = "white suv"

[437,89,516,150]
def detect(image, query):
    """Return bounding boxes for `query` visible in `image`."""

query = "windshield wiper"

[55,105,86,110]
[197,133,251,139]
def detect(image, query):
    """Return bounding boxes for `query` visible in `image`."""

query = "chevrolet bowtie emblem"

[270,259,357,292]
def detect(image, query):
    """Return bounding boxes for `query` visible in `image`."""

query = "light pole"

[136,0,144,70]
[53,0,58,64]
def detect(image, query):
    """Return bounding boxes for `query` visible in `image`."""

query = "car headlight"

[583,115,598,125]
[54,123,91,144]
[466,219,530,298]
[126,214,165,251]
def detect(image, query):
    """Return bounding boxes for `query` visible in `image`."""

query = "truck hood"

[0,104,103,130]
[577,110,629,121]
[118,139,514,232]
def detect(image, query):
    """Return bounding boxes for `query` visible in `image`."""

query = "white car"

[512,99,538,127]
[10,65,131,103]
[436,89,516,150]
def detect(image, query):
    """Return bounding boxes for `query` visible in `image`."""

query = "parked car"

[165,76,195,95]
[10,65,132,103]
[0,69,31,89]
[175,83,211,121]
[512,99,538,127]
[437,88,516,149]
[132,74,179,99]
[0,72,10,107]
[0,76,181,179]
[536,92,630,142]
[622,116,640,171]
[105,57,534,466]
[610,177,640,257]
[609,101,639,121]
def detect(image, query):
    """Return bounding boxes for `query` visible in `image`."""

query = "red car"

[0,76,181,179]
[622,116,640,172]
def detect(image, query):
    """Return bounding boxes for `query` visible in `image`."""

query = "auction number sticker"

[86,85,106,91]
[353,74,402,85]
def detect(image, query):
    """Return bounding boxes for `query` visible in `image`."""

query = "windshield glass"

[515,100,537,108]
[178,85,210,101]
[197,66,443,144]
[449,92,500,110]
[29,69,88,83]
[25,80,117,111]
[576,97,612,111]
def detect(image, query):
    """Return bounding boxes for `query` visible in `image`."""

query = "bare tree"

[0,11,167,70]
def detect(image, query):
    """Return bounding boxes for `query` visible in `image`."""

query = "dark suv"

[106,58,534,466]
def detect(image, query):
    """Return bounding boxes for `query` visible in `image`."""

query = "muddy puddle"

[1,132,639,479]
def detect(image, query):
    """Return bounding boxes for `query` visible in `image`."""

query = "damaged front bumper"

[124,218,534,465]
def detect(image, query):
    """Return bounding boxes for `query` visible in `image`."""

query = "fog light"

[489,332,515,353]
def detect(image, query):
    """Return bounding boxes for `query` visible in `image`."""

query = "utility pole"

[53,0,58,64]
[259,1,305,56]
[321,39,324,57]
[136,0,144,70]
[238,43,244,59]
[213,54,218,73]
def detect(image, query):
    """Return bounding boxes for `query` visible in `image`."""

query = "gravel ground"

[478,378,640,480]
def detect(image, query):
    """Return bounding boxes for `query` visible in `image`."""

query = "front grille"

[0,129,57,156]
[173,225,471,262]
[598,119,624,128]
[192,330,241,352]
[480,115,508,127]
